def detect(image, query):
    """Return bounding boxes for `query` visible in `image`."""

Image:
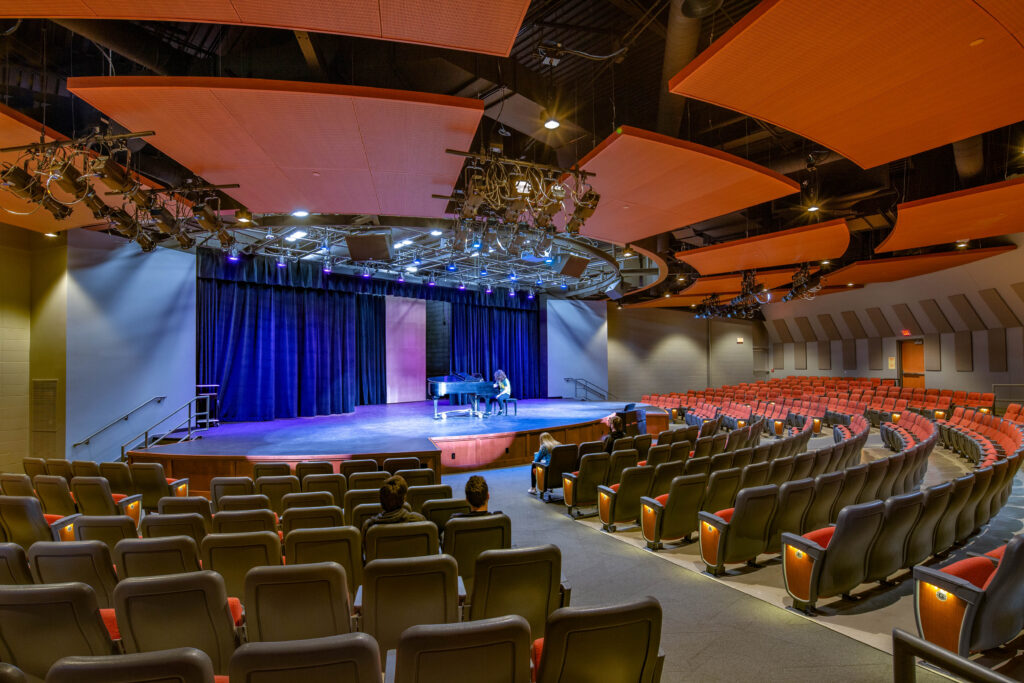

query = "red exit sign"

[901,329,912,336]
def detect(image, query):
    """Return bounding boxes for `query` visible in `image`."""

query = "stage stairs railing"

[72,396,166,449]
[564,377,613,401]
[119,393,215,461]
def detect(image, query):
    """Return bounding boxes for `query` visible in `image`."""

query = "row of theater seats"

[936,409,1024,467]
[0,540,665,682]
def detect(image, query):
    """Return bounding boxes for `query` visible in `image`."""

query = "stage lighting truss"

[782,264,823,302]
[0,128,238,252]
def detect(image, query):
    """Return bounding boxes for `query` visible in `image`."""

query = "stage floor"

[144,399,633,457]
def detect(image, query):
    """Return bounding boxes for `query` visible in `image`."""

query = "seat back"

[0,543,32,585]
[282,492,334,510]
[644,445,671,468]
[32,475,77,517]
[766,457,795,486]
[0,582,114,680]
[571,453,610,508]
[610,466,656,522]
[803,472,844,533]
[904,481,951,567]
[633,434,653,460]
[348,471,390,490]
[737,461,769,490]
[383,457,422,474]
[731,448,753,470]
[970,535,1024,652]
[281,506,344,535]
[577,441,605,458]
[141,513,207,546]
[865,491,923,582]
[540,446,580,491]
[209,477,255,510]
[244,562,351,642]
[650,461,684,498]
[113,536,201,579]
[228,633,380,683]
[876,452,904,499]
[406,485,453,514]
[0,495,57,549]
[442,514,512,592]
[362,555,459,660]
[212,509,276,534]
[471,545,562,636]
[74,515,138,552]
[692,436,714,460]
[284,527,362,595]
[114,571,236,675]
[606,450,639,485]
[767,479,815,554]
[364,521,439,562]
[536,596,662,683]
[683,456,710,477]
[0,474,32,498]
[98,463,134,495]
[129,463,171,509]
[709,433,728,456]
[656,430,674,446]
[956,466,993,542]
[27,540,118,608]
[721,484,778,563]
[857,458,888,503]
[421,498,471,530]
[934,473,975,554]
[158,497,213,531]
[790,452,815,481]
[255,476,301,514]
[708,452,734,476]
[339,460,379,479]
[302,474,347,503]
[45,459,74,482]
[21,457,47,479]
[342,489,381,526]
[295,461,333,482]
[830,464,867,521]
[200,531,282,599]
[395,615,531,683]
[45,647,215,683]
[252,463,291,480]
[817,501,886,598]
[217,494,271,512]
[702,468,742,514]
[70,476,120,517]
[394,469,436,488]
[669,441,692,462]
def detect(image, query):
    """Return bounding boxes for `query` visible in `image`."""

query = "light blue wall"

[546,300,609,399]
[65,231,196,461]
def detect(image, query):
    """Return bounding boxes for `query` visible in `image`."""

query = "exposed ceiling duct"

[656,0,703,136]
[952,135,984,181]
[682,0,725,19]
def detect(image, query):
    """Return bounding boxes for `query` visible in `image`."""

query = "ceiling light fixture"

[955,240,969,249]
[447,261,457,272]
[284,230,307,242]
[323,258,333,275]
[226,246,240,263]
[276,254,287,268]
[44,232,57,238]
[430,229,443,237]
[405,265,419,273]
[361,266,370,278]
[542,110,560,130]
[428,275,436,287]
[291,209,309,218]
[807,205,820,212]
[235,209,254,223]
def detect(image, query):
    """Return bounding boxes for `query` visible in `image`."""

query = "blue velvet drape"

[449,303,542,399]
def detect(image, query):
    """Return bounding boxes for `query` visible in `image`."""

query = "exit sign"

[901,329,911,336]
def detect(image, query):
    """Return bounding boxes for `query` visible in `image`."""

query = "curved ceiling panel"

[676,220,850,276]
[876,177,1024,253]
[679,268,797,296]
[569,126,798,244]
[67,77,484,218]
[827,246,1017,285]
[668,0,1024,169]
[1,1,530,56]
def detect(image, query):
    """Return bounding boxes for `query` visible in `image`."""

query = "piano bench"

[504,398,518,416]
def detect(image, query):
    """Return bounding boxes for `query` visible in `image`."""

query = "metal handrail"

[892,629,1015,683]
[564,377,613,401]
[72,396,166,448]
[119,394,211,460]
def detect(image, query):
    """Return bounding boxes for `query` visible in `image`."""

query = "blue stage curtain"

[449,303,542,399]
[356,295,386,405]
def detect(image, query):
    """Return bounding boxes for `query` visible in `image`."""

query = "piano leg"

[433,398,440,419]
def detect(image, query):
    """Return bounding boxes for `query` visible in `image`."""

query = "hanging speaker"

[345,234,393,261]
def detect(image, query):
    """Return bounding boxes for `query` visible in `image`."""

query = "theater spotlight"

[51,163,109,219]
[324,258,334,275]
[90,157,150,207]
[1,164,72,219]
[174,231,196,250]
[565,189,599,235]
[150,206,178,234]
[193,203,223,233]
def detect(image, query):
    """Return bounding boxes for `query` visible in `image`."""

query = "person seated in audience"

[528,432,561,494]
[603,415,626,453]
[362,475,426,538]
[452,475,501,517]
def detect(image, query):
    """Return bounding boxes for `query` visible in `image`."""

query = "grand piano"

[428,373,498,419]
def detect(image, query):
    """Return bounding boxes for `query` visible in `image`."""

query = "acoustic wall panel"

[794,316,817,341]
[949,294,986,331]
[892,303,923,335]
[866,307,894,337]
[772,318,795,343]
[773,343,785,370]
[841,310,867,338]
[954,331,973,371]
[988,328,1007,373]
[842,339,857,370]
[385,297,427,403]
[817,314,842,340]
[868,338,883,370]
[919,298,954,333]
[794,342,807,370]
[818,340,831,370]
[924,334,941,371]
[978,288,1021,328]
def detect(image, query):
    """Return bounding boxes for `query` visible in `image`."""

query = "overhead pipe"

[656,0,706,136]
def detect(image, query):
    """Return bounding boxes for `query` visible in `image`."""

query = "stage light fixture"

[428,276,436,287]
[216,228,235,249]
[324,259,334,275]
[509,288,516,297]
[398,273,405,283]
[471,250,480,257]
[413,255,422,265]
[430,229,443,236]
[406,265,419,273]
[459,281,466,290]
[360,266,370,278]
[514,179,532,195]
[820,260,830,265]
[227,246,240,263]
[1,164,72,219]
[150,206,178,234]
[560,282,568,290]
[90,157,151,208]
[544,256,554,264]
[480,267,488,276]
[956,240,969,249]
[527,290,535,300]
[565,189,599,235]
[174,231,195,249]
[536,278,544,286]
[291,209,309,217]
[193,204,223,232]
[623,247,633,257]
[509,271,517,281]
[486,285,492,294]
[265,228,274,240]
[447,261,457,272]
[51,163,109,219]
[276,254,287,268]
[285,230,307,242]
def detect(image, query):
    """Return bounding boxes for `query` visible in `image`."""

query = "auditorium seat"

[597,466,655,532]
[364,521,438,561]
[21,457,46,480]
[281,491,333,510]
[698,484,778,576]
[217,495,271,513]
[32,475,78,517]
[914,535,1024,656]
[611,436,634,453]
[27,541,118,610]
[668,441,692,462]
[765,456,795,487]
[130,463,188,511]
[284,527,363,594]
[0,582,115,681]
[469,545,566,637]
[829,464,867,521]
[702,467,742,514]
[442,514,511,593]
[113,536,201,578]
[532,596,662,683]
[394,615,531,683]
[639,474,705,550]
[244,562,352,642]
[73,516,138,551]
[0,495,78,548]
[158,496,214,532]
[655,430,674,446]
[405,485,453,514]
[340,460,379,479]
[766,479,815,554]
[141,513,207,547]
[98,463,134,496]
[683,455,710,477]
[692,436,713,460]
[351,504,386,532]
[45,648,215,683]
[294,461,333,482]
[641,444,670,468]
[856,458,888,504]
[213,510,277,535]
[72,477,143,523]
[255,476,301,514]
[114,571,237,677]
[782,500,885,612]
[200,531,282,600]
[577,441,605,458]
[68,463,113,486]
[975,459,1009,529]
[605,449,639,486]
[790,452,815,481]
[533,445,579,502]
[228,633,380,683]
[394,468,435,487]
[864,492,924,584]
[904,482,952,567]
[280,505,344,535]
[383,457,422,474]
[421,498,471,531]
[0,544,31,586]
[649,461,684,497]
[358,555,459,663]
[252,463,291,480]
[348,471,389,491]
[633,434,653,460]
[209,477,255,511]
[0,474,33,497]
[731,447,753,470]
[302,474,347,503]
[803,472,844,534]
[955,466,993,544]
[708,452,734,476]
[44,459,74,483]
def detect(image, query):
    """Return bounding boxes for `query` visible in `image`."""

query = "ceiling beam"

[293,31,326,80]
[603,0,668,38]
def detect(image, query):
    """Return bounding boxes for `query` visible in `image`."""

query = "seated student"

[451,475,500,517]
[603,415,626,453]
[362,475,426,538]
[528,432,560,494]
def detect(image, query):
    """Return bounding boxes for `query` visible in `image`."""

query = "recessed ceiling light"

[807,205,820,212]
[820,260,830,265]
[291,209,309,217]
[543,113,560,130]
[44,232,57,238]
[847,282,854,287]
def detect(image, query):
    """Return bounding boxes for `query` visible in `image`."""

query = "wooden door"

[900,340,925,388]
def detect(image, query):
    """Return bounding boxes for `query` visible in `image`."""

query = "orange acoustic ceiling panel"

[876,177,1024,253]
[668,0,1024,169]
[569,126,798,244]
[676,220,850,276]
[626,294,723,310]
[827,246,1017,286]
[0,104,108,234]
[67,77,484,218]
[679,268,797,297]
[0,1,529,56]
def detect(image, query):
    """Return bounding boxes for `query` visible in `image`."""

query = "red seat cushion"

[215,677,229,683]
[715,508,734,523]
[610,483,620,492]
[100,608,120,639]
[942,556,997,589]
[531,637,544,680]
[986,545,1007,561]
[803,526,836,548]
[111,493,127,503]
[570,471,579,476]
[655,494,670,505]
[637,460,646,467]
[166,478,177,484]
[227,597,244,626]
[43,514,63,524]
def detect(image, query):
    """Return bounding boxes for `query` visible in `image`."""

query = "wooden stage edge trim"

[127,411,670,496]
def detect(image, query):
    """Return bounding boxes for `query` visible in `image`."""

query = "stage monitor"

[345,233,393,261]
[556,254,589,278]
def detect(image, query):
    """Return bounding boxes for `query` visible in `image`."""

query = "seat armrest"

[912,566,986,604]
[780,531,826,561]
[596,485,615,497]
[169,478,189,496]
[562,472,579,484]
[697,510,729,531]
[559,576,571,607]
[639,496,664,512]
[115,494,144,522]
[49,513,82,541]
[384,649,397,683]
